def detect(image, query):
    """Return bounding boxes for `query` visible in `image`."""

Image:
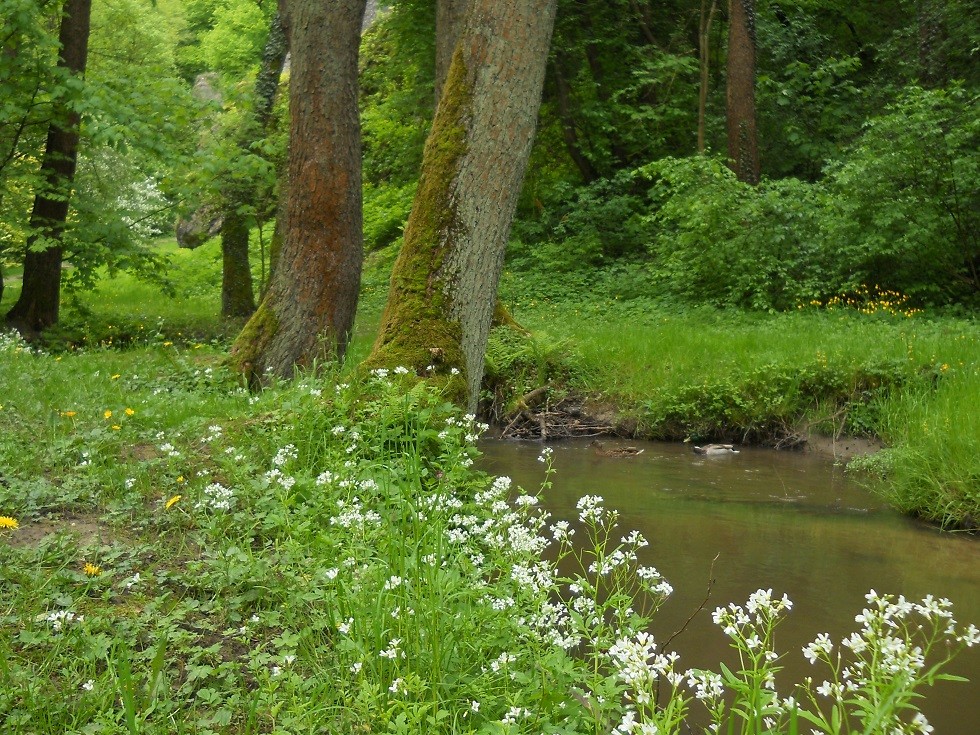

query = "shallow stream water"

[480,438,980,734]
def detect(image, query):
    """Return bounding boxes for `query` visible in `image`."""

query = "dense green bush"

[822,86,979,304]
[647,156,829,310]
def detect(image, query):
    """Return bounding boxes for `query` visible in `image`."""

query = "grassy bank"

[2,238,977,531]
[494,271,979,530]
[1,331,976,734]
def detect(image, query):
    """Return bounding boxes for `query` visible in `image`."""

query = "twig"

[662,553,718,652]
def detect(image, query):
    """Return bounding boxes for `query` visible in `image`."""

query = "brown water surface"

[480,438,980,734]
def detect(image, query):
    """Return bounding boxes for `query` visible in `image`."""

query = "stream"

[480,438,980,734]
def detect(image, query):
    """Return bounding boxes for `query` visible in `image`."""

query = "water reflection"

[480,438,980,734]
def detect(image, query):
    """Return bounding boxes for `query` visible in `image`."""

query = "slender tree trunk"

[552,57,599,182]
[698,0,718,153]
[916,0,947,88]
[229,0,366,381]
[5,0,91,334]
[366,0,558,411]
[435,0,468,105]
[220,209,256,317]
[726,0,759,184]
[220,12,288,319]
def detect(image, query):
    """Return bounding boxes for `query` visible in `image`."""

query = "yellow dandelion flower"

[112,425,121,431]
[176,476,185,484]
[111,374,121,380]
[0,516,19,530]
[83,563,102,577]
[165,494,182,510]
[163,341,173,347]
[104,410,112,419]
[61,410,77,418]
[124,408,135,416]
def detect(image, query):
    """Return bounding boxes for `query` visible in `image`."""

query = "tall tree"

[229,0,367,380]
[698,0,719,153]
[366,0,559,411]
[220,11,288,319]
[726,0,759,183]
[5,0,92,333]
[434,0,467,104]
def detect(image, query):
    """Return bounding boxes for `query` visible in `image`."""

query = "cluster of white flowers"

[197,482,234,511]
[330,497,381,528]
[47,609,84,631]
[576,494,608,524]
[272,444,298,467]
[158,442,181,459]
[501,705,531,725]
[202,424,223,443]
[379,637,403,659]
[0,330,42,354]
[609,631,684,704]
[687,669,724,703]
[265,467,295,490]
[712,588,793,637]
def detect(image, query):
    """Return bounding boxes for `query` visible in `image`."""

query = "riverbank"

[474,281,979,530]
[1,332,976,733]
[3,238,977,531]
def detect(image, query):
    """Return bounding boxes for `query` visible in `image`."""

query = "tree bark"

[726,0,759,184]
[552,56,599,183]
[916,0,947,88]
[698,0,718,154]
[5,0,91,334]
[435,0,468,105]
[229,0,366,380]
[220,11,288,320]
[366,0,558,411]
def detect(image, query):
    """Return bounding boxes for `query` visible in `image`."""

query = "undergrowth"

[1,332,976,734]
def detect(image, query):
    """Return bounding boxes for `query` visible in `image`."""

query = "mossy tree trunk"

[366,0,558,411]
[229,0,366,381]
[4,0,91,334]
[726,0,759,184]
[435,0,468,105]
[220,12,287,320]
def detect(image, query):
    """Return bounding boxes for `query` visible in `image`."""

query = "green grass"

[1,329,975,734]
[858,362,980,528]
[3,238,977,529]
[0,241,976,732]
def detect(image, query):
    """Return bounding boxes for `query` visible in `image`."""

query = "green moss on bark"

[228,297,278,382]
[363,45,473,405]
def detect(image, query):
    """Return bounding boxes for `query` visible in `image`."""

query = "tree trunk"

[726,0,759,184]
[366,0,558,411]
[220,209,256,318]
[552,56,599,183]
[220,11,288,320]
[917,0,947,88]
[4,0,91,334]
[229,0,366,381]
[698,0,718,154]
[435,0,468,105]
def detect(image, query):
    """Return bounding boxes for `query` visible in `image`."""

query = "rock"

[176,203,223,249]
[192,72,222,104]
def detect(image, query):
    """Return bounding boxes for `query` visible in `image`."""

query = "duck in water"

[589,440,645,457]
[692,444,739,455]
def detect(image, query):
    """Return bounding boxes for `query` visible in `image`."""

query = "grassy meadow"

[0,237,978,733]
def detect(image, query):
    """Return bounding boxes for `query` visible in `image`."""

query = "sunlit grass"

[866,363,980,527]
